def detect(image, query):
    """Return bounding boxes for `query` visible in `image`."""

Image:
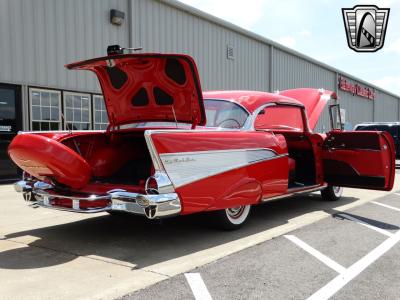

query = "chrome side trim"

[144,130,164,171]
[160,148,287,188]
[159,147,279,157]
[261,184,327,202]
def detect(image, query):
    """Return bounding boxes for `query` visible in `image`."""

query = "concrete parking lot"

[1,175,400,300]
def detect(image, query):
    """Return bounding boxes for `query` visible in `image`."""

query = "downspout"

[128,0,133,48]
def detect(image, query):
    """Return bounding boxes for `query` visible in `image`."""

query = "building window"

[93,95,109,130]
[30,88,61,131]
[64,92,91,130]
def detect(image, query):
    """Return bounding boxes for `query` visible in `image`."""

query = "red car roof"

[203,89,337,130]
[202,90,304,113]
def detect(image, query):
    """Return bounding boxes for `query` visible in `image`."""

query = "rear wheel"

[321,185,343,201]
[212,205,251,230]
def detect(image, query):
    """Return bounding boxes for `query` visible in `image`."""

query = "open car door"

[322,129,395,191]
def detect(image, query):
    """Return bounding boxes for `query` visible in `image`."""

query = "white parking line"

[371,201,400,212]
[185,273,213,300]
[338,213,393,237]
[284,235,346,274]
[308,229,400,300]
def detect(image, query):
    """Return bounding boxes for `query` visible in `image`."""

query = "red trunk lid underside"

[66,54,206,127]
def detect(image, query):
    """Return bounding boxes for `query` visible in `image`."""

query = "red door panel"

[322,131,395,190]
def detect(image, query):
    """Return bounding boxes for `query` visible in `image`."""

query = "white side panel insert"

[160,148,281,188]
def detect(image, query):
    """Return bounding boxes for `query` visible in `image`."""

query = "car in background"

[354,122,400,158]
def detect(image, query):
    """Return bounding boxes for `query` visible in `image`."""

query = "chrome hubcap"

[332,186,343,197]
[226,206,245,219]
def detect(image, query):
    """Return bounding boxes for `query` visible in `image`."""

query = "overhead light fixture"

[110,9,125,26]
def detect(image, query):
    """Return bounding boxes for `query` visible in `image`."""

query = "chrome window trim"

[203,98,251,115]
[247,102,307,131]
[203,98,251,129]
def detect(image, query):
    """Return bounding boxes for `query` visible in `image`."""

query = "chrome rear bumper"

[14,180,181,219]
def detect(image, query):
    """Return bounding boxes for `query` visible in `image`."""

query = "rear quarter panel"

[149,130,289,214]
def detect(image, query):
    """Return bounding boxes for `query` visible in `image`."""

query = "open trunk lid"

[66,53,206,127]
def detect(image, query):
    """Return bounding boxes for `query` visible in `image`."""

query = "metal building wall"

[338,92,374,129]
[0,0,399,133]
[336,76,375,128]
[271,48,337,132]
[131,0,270,91]
[0,0,129,93]
[271,49,336,92]
[374,90,399,122]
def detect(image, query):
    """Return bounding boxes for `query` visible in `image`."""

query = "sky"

[178,0,400,95]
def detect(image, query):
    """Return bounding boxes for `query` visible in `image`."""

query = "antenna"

[171,106,178,128]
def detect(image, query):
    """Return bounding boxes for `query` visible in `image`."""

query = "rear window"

[204,99,249,129]
[255,105,304,131]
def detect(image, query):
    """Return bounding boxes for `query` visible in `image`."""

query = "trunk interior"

[61,131,153,192]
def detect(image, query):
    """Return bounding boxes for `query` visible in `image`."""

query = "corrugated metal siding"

[272,49,336,92]
[0,0,399,132]
[0,0,129,93]
[338,91,374,128]
[131,0,270,91]
[374,90,399,122]
[271,48,337,133]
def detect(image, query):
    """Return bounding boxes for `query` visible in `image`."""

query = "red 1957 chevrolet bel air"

[8,46,395,229]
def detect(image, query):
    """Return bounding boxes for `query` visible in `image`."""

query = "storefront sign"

[338,76,375,100]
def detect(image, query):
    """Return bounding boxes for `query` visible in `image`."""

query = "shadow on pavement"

[1,194,360,270]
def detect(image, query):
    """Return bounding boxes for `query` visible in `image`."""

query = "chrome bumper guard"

[14,180,181,219]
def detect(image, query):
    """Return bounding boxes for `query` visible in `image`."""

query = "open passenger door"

[322,106,395,191]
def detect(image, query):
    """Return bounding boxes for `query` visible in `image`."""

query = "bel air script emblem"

[163,156,196,165]
[342,5,390,52]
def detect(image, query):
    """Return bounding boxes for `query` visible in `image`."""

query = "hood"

[66,54,206,127]
[278,88,337,130]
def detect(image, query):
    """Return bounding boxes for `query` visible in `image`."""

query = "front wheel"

[321,185,343,201]
[212,205,251,230]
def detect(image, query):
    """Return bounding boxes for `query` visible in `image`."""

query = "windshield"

[204,99,249,129]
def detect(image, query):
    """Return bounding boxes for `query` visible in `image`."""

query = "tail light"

[145,176,159,194]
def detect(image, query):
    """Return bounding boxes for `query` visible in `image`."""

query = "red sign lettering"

[338,76,375,100]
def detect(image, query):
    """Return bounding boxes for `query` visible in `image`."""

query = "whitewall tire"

[321,185,343,201]
[213,205,251,230]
